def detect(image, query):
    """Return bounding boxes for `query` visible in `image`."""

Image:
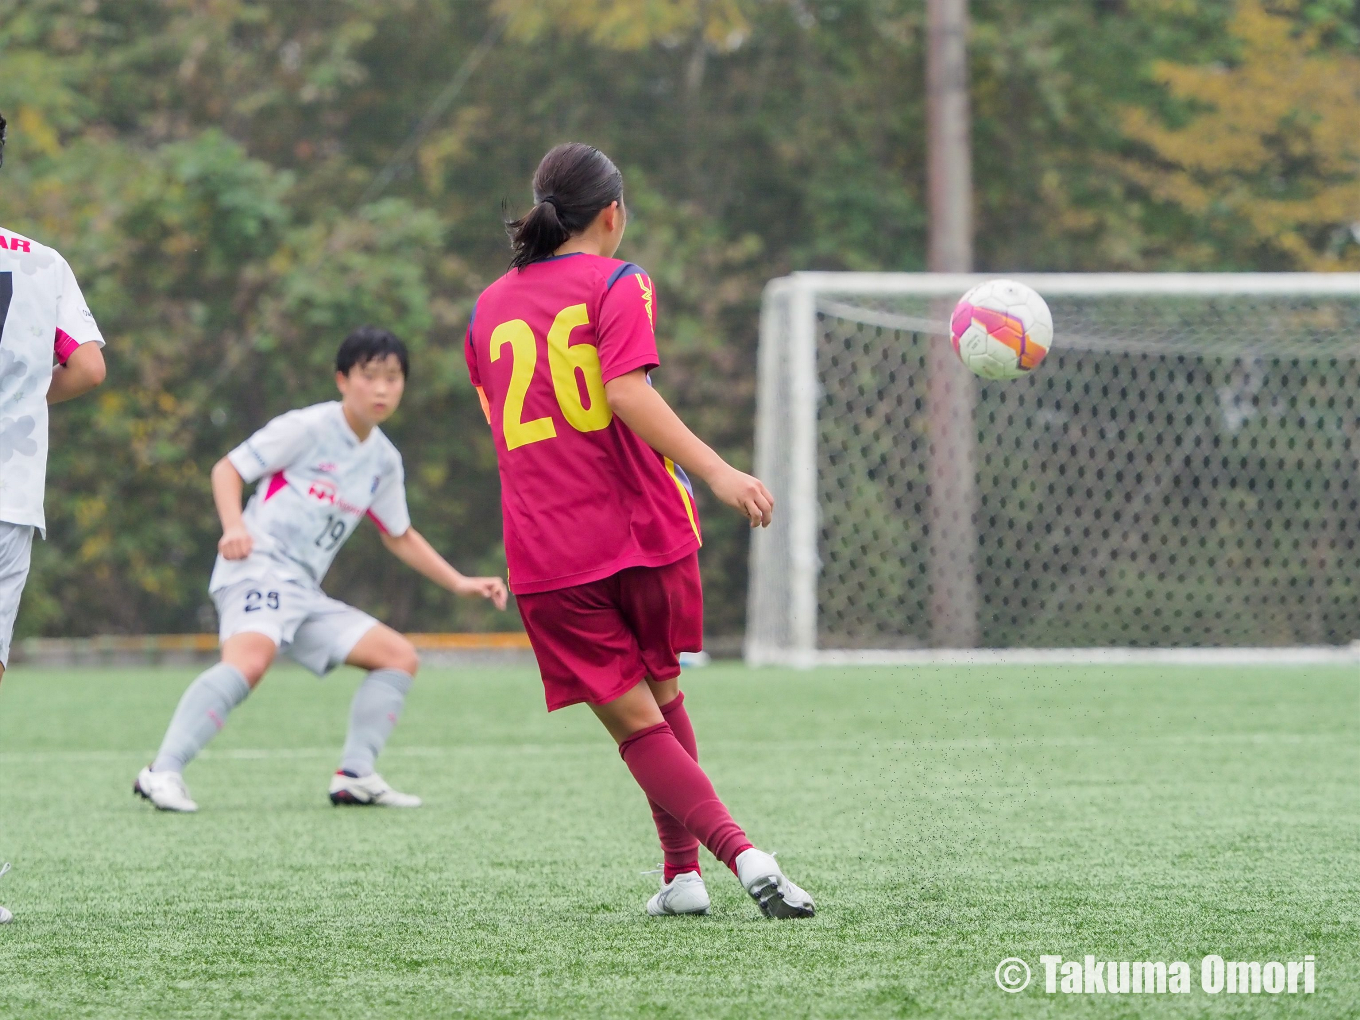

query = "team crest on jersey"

[307,478,338,504]
[636,274,654,326]
[370,474,380,494]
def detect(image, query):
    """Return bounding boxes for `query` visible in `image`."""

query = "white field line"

[0,732,1351,766]
[0,745,589,765]
[780,646,1360,667]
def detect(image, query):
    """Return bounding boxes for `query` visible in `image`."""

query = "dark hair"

[0,110,7,171]
[506,143,623,270]
[336,325,409,378]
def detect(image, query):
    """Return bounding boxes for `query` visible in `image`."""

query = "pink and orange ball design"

[950,279,1054,380]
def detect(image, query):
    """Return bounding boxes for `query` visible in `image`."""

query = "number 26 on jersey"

[489,304,612,451]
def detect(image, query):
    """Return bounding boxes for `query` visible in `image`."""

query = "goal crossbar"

[777,271,1360,297]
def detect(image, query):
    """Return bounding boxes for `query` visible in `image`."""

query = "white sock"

[151,663,250,773]
[339,669,413,777]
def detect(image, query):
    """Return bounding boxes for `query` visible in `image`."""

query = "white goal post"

[746,273,1360,666]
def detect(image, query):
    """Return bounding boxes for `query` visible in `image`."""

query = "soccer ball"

[950,279,1053,380]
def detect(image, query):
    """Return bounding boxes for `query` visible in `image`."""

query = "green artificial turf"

[0,662,1355,1018]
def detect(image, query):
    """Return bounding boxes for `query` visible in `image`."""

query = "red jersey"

[465,253,701,594]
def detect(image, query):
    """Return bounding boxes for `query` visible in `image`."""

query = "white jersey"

[209,401,411,593]
[0,225,106,535]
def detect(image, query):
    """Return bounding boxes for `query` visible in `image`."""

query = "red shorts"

[516,552,704,711]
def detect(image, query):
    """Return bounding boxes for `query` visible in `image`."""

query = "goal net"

[746,273,1360,665]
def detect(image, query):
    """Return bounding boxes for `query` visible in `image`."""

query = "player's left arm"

[379,527,508,610]
[48,259,107,404]
[48,341,106,404]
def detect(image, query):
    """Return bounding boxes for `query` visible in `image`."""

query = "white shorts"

[212,577,378,676]
[0,522,34,667]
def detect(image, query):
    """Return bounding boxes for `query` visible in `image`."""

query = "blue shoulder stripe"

[605,262,647,290]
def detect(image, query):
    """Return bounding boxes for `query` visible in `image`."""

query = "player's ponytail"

[506,143,623,270]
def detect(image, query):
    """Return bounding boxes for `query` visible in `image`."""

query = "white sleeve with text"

[55,258,105,349]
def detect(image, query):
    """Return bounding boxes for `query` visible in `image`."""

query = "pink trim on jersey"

[54,328,80,366]
[263,472,288,501]
[366,509,390,535]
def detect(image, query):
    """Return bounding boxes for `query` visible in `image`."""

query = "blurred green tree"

[2,0,1352,642]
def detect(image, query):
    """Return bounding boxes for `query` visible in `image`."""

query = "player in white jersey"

[0,110,108,924]
[135,326,508,813]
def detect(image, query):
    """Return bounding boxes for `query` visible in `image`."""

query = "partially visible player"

[0,109,109,924]
[466,143,815,918]
[135,326,508,813]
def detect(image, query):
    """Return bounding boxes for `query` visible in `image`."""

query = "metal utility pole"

[927,0,973,276]
[925,0,981,647]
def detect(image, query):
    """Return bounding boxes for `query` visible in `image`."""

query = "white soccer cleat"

[646,871,711,916]
[735,848,816,919]
[0,905,10,924]
[134,767,198,813]
[328,771,422,808]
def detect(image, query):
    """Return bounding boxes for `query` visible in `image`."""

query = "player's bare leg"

[592,683,815,919]
[135,633,275,812]
[591,680,665,742]
[221,631,278,689]
[345,623,419,676]
[329,623,422,807]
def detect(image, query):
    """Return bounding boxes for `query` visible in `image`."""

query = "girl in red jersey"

[465,143,814,918]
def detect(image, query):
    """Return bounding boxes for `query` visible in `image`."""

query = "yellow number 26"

[489,303,613,451]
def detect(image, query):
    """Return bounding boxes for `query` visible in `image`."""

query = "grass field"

[0,662,1355,1019]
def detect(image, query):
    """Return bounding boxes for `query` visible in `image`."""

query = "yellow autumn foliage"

[1122,0,1360,269]
[491,0,750,51]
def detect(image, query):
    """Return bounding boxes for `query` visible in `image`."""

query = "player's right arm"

[213,408,313,560]
[212,458,252,560]
[593,266,774,528]
[604,370,773,528]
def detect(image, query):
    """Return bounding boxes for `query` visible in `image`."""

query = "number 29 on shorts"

[489,304,613,451]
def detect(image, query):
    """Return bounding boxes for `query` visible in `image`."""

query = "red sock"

[660,691,698,758]
[653,693,700,882]
[620,721,753,873]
